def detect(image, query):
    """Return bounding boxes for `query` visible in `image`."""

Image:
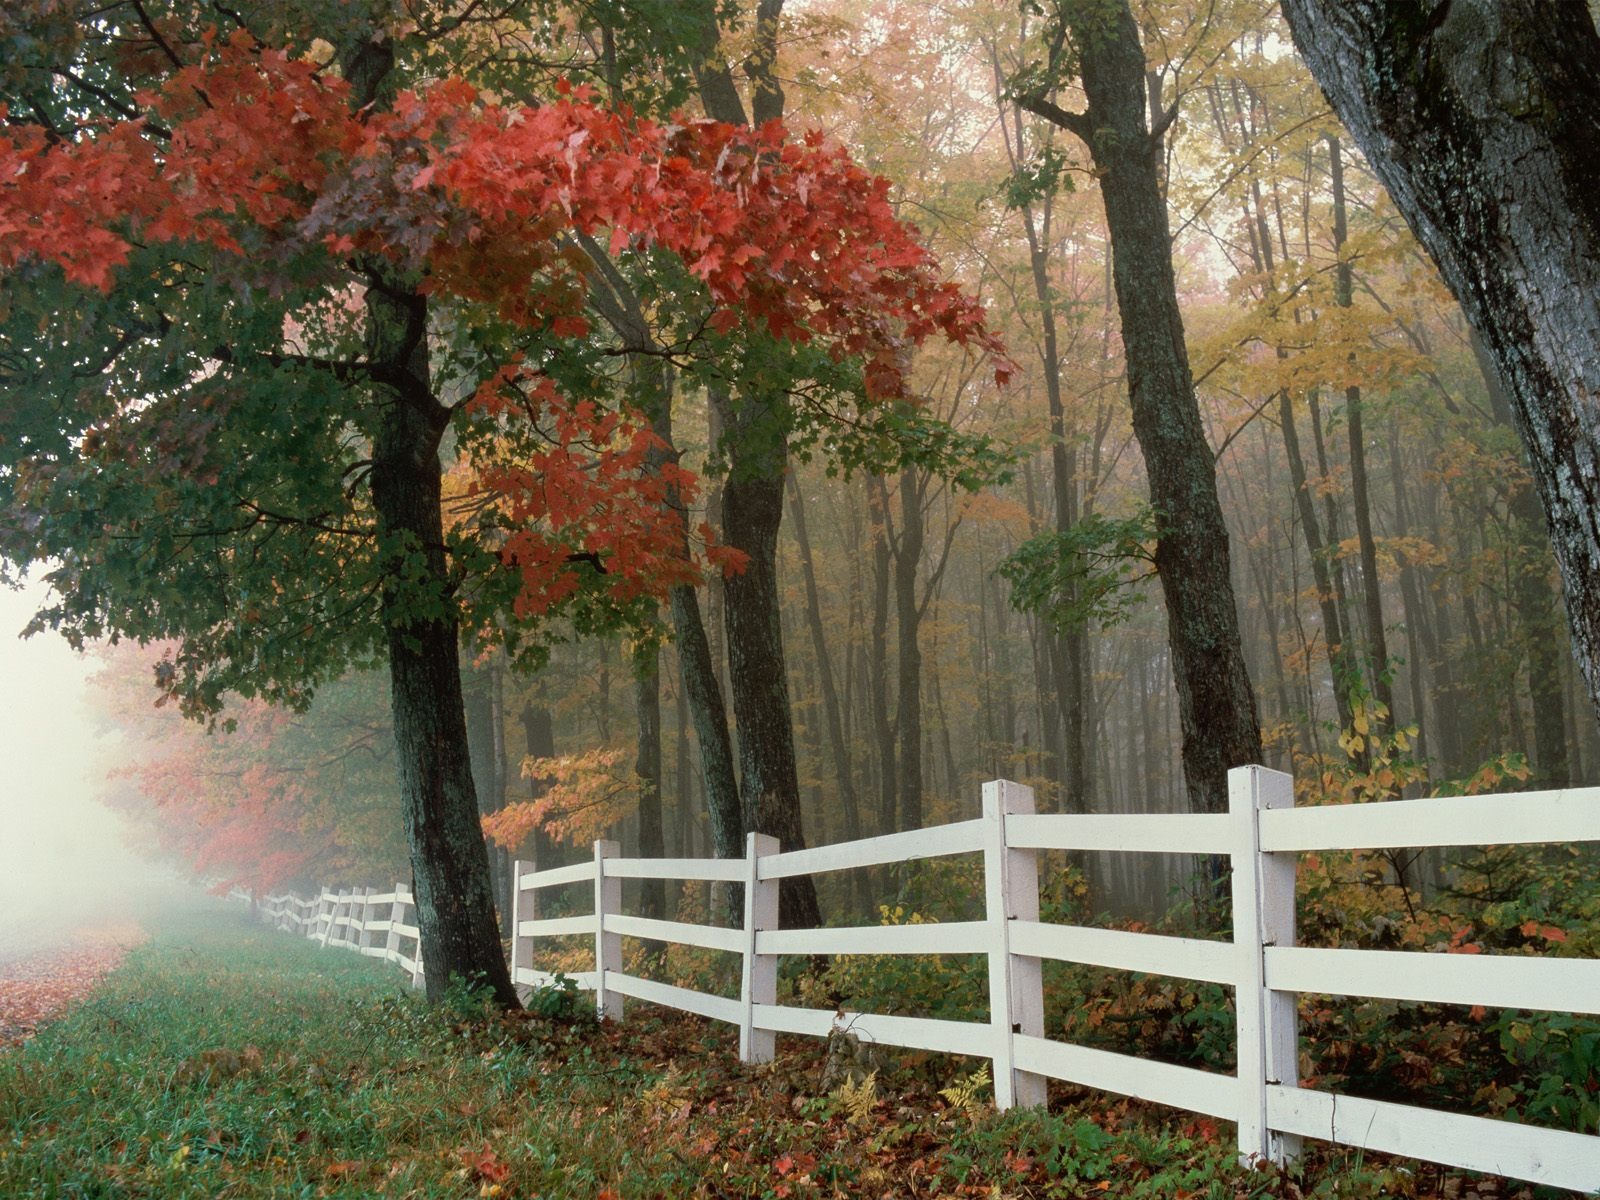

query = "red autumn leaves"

[0,30,1007,616]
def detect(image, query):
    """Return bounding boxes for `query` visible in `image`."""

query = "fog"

[0,572,190,964]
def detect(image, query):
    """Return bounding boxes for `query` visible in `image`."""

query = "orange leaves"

[458,1142,511,1185]
[482,748,633,849]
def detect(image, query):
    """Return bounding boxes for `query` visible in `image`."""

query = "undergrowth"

[0,904,1562,1198]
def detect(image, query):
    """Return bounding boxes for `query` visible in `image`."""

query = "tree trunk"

[1281,0,1600,729]
[1020,0,1263,813]
[369,318,516,1008]
[1328,134,1396,736]
[868,477,898,833]
[894,466,926,831]
[720,410,821,930]
[634,642,666,924]
[787,472,863,842]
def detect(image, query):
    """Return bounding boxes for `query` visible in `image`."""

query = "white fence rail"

[248,766,1600,1193]
[255,883,427,990]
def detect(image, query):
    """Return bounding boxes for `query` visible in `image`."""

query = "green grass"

[0,905,1498,1198]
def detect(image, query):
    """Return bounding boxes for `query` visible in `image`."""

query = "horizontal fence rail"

[245,767,1600,1194]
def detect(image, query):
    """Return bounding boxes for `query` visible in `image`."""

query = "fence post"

[1230,765,1301,1167]
[317,890,336,947]
[355,887,376,955]
[593,840,624,1021]
[509,859,531,1000]
[983,778,1047,1110]
[384,882,405,964]
[740,833,781,1064]
[403,886,426,991]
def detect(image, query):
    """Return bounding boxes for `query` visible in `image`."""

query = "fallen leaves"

[0,922,144,1048]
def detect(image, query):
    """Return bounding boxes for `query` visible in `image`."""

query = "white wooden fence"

[248,766,1600,1193]
[256,883,427,990]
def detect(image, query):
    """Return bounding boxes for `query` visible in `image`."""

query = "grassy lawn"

[0,905,1539,1198]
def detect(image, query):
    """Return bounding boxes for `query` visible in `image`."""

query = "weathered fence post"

[593,840,624,1021]
[316,889,337,947]
[740,832,781,1064]
[983,778,1047,1109]
[1230,765,1301,1167]
[384,882,405,964]
[509,859,531,1001]
[355,886,377,955]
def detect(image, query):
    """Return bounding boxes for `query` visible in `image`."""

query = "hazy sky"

[0,570,178,957]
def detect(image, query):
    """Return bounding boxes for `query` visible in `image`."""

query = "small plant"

[523,971,592,1023]
[938,1063,991,1117]
[833,1069,878,1127]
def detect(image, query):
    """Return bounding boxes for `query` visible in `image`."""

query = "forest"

[3,0,1600,1106]
[11,0,1579,914]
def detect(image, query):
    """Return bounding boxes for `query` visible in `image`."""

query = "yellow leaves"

[834,1069,878,1126]
[938,1064,991,1117]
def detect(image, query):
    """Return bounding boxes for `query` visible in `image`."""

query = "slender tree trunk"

[1281,0,1600,728]
[1328,134,1396,734]
[894,467,926,831]
[1020,0,1263,814]
[787,473,863,841]
[634,642,666,924]
[688,0,818,928]
[868,477,898,833]
[720,416,820,929]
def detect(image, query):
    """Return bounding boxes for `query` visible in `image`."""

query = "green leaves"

[998,506,1157,631]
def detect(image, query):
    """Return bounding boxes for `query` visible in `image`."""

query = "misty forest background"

[89,0,1588,923]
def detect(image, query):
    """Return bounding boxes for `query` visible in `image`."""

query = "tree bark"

[1020,0,1263,814]
[1280,0,1600,728]
[368,296,516,1007]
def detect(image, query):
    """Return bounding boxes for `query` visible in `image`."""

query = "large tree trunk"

[1020,0,1263,814]
[339,31,514,1007]
[1280,0,1600,728]
[721,410,821,930]
[369,319,517,1008]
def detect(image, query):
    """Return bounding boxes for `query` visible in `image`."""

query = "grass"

[0,903,1541,1198]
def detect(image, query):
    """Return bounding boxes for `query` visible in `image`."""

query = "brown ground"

[0,921,145,1047]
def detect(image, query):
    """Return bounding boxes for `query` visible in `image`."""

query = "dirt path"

[0,922,146,1047]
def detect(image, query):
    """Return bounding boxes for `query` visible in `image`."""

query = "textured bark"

[721,416,821,930]
[1020,0,1263,813]
[868,478,898,832]
[369,311,516,1008]
[1280,0,1600,727]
